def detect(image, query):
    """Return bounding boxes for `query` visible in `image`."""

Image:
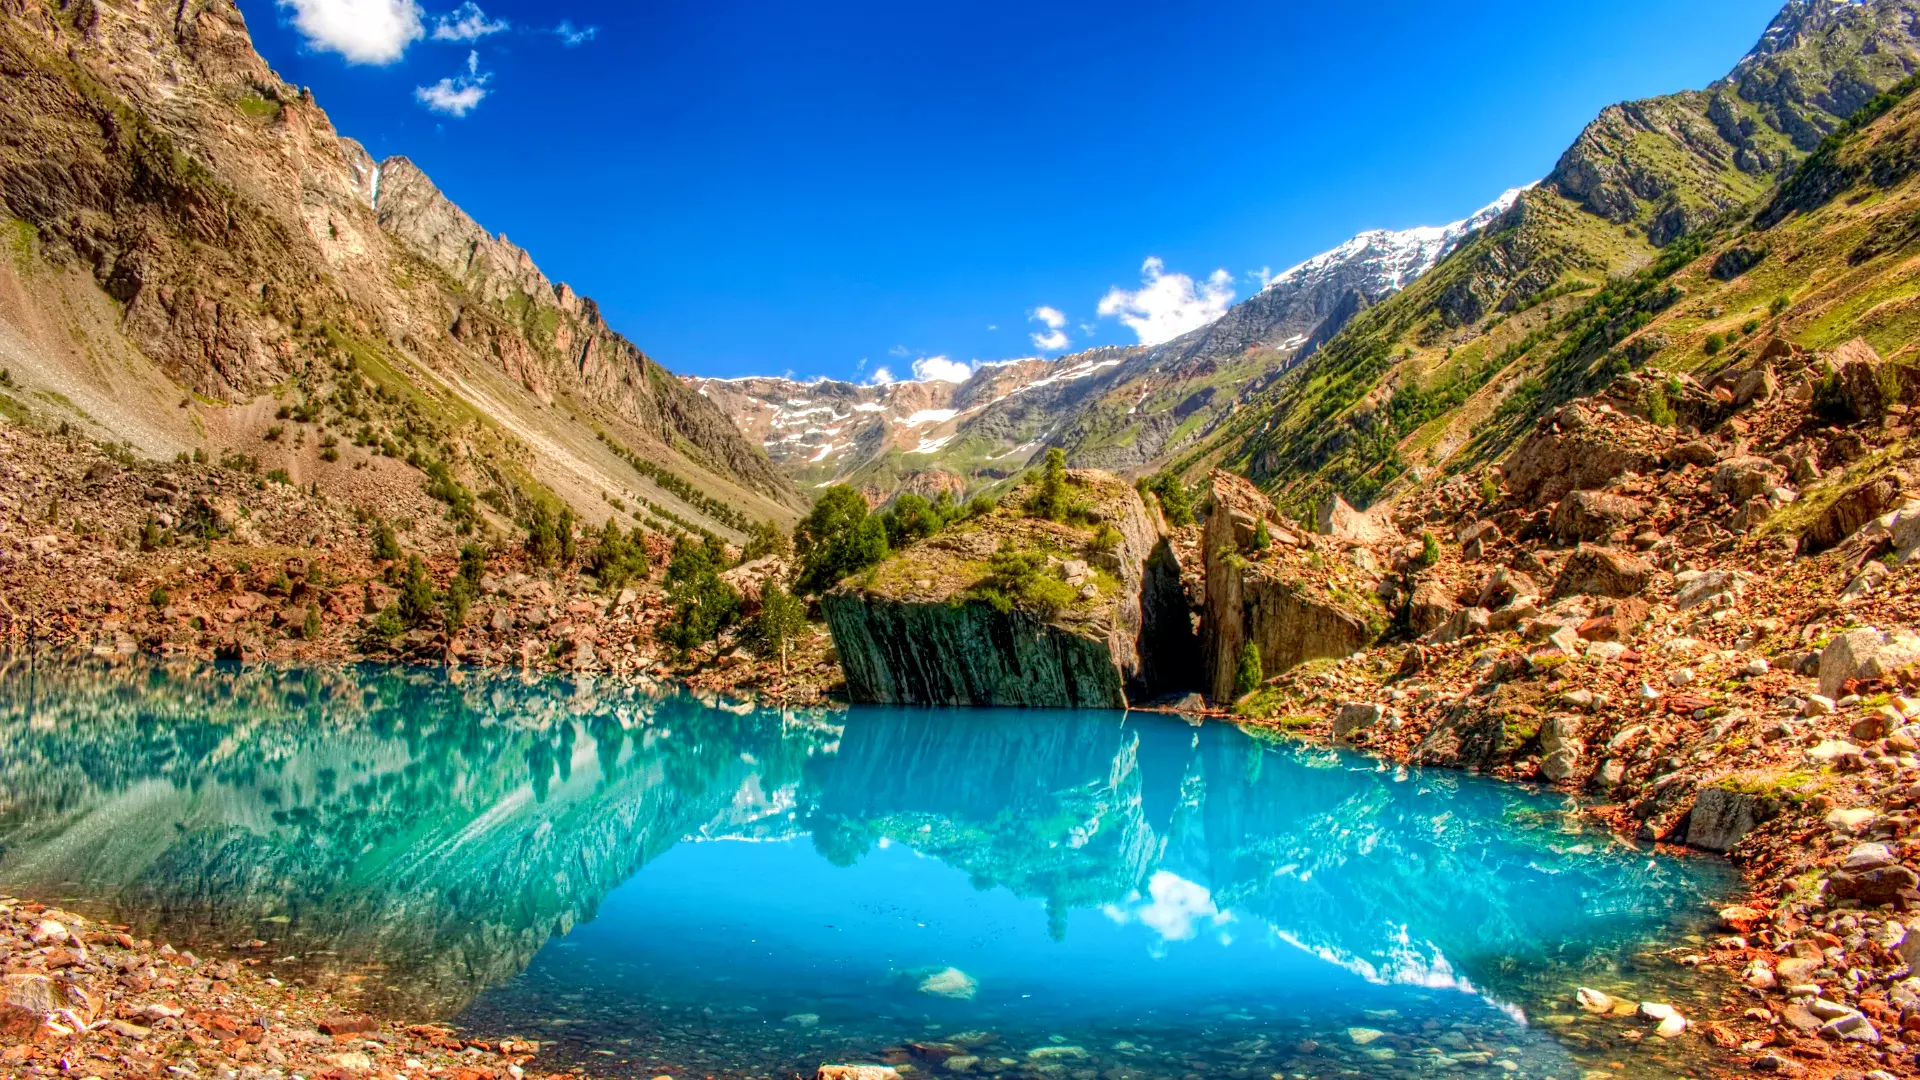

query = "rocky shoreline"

[0,898,553,1080]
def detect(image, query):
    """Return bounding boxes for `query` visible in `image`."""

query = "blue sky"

[246,0,1789,383]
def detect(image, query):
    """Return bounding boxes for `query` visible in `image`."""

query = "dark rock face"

[822,596,1131,709]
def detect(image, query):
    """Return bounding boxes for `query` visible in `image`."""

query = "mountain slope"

[690,189,1521,504]
[1194,0,1920,515]
[0,0,800,541]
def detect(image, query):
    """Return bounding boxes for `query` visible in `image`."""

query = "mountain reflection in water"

[0,657,1734,1077]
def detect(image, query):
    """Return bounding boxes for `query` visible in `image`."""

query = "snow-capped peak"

[1264,185,1532,295]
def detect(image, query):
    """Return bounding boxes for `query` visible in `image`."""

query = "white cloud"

[415,49,490,115]
[887,344,911,358]
[912,356,975,383]
[1097,257,1236,346]
[1100,871,1233,943]
[554,19,598,45]
[867,366,895,386]
[1028,306,1070,352]
[431,1,507,41]
[1250,265,1275,289]
[278,0,423,65]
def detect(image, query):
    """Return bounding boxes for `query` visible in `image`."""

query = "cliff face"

[1201,471,1386,701]
[0,0,799,534]
[822,470,1198,708]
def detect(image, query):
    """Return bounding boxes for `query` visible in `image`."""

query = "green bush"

[1703,333,1725,357]
[1025,448,1076,522]
[967,544,1077,616]
[525,503,562,567]
[1234,642,1264,697]
[1419,531,1441,567]
[586,521,650,592]
[1251,518,1271,551]
[148,586,170,609]
[1089,523,1121,554]
[301,604,322,641]
[371,520,401,561]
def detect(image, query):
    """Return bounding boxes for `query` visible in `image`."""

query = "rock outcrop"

[822,471,1197,708]
[1201,472,1385,702]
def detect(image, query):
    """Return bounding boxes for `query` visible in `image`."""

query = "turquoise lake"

[0,658,1740,1079]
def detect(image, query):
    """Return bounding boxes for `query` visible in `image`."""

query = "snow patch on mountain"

[1264,186,1530,296]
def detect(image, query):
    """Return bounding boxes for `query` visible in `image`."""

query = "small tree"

[301,604,322,641]
[1419,531,1441,567]
[525,504,560,567]
[396,555,438,629]
[1026,447,1072,521]
[1251,517,1271,551]
[1234,642,1264,697]
[748,583,808,673]
[660,537,743,654]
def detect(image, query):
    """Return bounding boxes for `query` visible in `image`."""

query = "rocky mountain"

[0,0,800,541]
[1190,0,1920,516]
[689,189,1522,505]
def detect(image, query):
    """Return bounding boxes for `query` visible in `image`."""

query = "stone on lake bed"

[784,1013,821,1027]
[1653,1014,1687,1038]
[1346,1027,1386,1045]
[1637,1002,1676,1021]
[1025,1045,1088,1061]
[1576,987,1614,1013]
[917,966,978,1000]
[818,1067,902,1080]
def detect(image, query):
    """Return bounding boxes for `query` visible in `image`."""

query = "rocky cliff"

[0,0,798,538]
[1200,471,1387,702]
[821,469,1197,707]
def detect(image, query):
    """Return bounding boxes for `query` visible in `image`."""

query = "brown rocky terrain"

[1218,332,1920,1078]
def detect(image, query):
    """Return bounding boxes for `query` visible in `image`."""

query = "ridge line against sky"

[245,0,1792,385]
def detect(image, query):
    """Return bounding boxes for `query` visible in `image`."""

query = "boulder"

[1674,569,1748,612]
[1427,606,1491,645]
[1733,365,1777,408]
[1683,786,1778,853]
[1502,407,1668,508]
[1550,490,1647,543]
[1827,338,1888,421]
[1710,457,1783,505]
[1,973,54,1036]
[1407,577,1457,636]
[1819,627,1920,697]
[1333,702,1386,741]
[1802,475,1903,554]
[1476,568,1540,610]
[1316,495,1394,545]
[1554,545,1654,599]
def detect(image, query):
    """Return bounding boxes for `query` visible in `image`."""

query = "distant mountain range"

[692,0,1920,511]
[688,188,1524,502]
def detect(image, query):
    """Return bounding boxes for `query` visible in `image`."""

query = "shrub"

[1703,333,1725,357]
[1419,531,1441,567]
[1770,294,1790,316]
[361,605,405,648]
[1479,473,1500,505]
[525,503,562,567]
[1234,642,1264,697]
[149,586,171,609]
[458,541,487,588]
[1644,384,1676,427]
[967,544,1077,616]
[301,604,322,641]
[586,521,650,592]
[741,518,790,562]
[1089,523,1121,554]
[1251,518,1271,551]
[371,520,401,561]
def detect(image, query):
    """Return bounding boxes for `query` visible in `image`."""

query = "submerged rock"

[917,967,978,1000]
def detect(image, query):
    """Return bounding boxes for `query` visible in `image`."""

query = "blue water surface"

[0,658,1738,1079]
